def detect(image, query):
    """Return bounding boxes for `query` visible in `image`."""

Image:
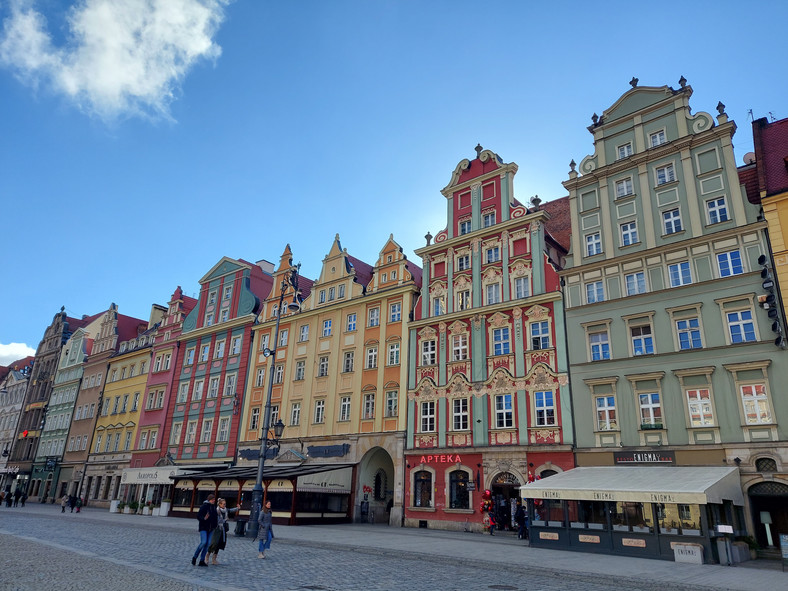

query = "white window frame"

[322,320,332,337]
[390,302,402,322]
[363,393,375,419]
[339,397,351,421]
[343,351,354,372]
[668,262,692,287]
[385,391,398,417]
[299,325,309,342]
[421,340,436,366]
[368,308,380,327]
[650,129,667,147]
[387,343,400,366]
[656,163,676,185]
[314,399,325,424]
[586,232,602,256]
[706,197,728,224]
[346,313,357,332]
[494,394,513,429]
[366,346,378,369]
[620,221,638,246]
[586,281,604,304]
[295,360,305,381]
[625,272,646,296]
[452,398,469,431]
[615,177,634,198]
[421,401,435,432]
[452,334,468,361]
[617,142,633,159]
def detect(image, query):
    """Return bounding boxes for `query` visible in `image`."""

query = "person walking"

[257,500,274,559]
[20,492,27,507]
[191,494,217,567]
[75,497,82,513]
[514,500,526,539]
[61,495,68,513]
[207,498,239,565]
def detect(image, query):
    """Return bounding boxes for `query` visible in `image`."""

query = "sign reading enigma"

[613,451,675,465]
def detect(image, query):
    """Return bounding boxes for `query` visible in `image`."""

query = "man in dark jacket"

[192,494,217,567]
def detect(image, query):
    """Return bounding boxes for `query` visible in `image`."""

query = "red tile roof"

[541,196,571,252]
[346,254,375,290]
[753,116,788,199]
[738,163,759,204]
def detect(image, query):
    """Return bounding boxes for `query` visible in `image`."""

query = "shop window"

[658,503,702,535]
[413,471,432,508]
[449,470,470,509]
[568,500,607,530]
[611,501,653,533]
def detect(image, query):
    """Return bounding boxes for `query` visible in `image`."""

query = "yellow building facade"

[239,236,421,525]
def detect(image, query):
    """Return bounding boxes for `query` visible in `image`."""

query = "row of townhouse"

[2,79,786,563]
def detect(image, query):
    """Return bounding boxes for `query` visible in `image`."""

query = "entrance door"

[748,481,788,548]
[491,472,522,531]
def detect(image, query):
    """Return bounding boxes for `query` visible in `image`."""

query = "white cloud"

[0,342,36,366]
[0,0,229,121]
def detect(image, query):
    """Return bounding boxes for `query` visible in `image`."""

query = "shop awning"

[172,463,355,485]
[519,466,744,506]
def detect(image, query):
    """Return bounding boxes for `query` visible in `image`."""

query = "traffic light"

[758,254,785,348]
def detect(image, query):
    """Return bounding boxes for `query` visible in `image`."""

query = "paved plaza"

[0,503,784,591]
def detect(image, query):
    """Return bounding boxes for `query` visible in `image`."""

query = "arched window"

[755,457,777,472]
[449,470,469,509]
[414,471,432,508]
[374,469,387,501]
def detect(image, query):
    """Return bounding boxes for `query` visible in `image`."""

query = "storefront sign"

[298,467,352,493]
[614,451,675,465]
[622,538,647,548]
[417,454,463,464]
[539,532,559,540]
[578,535,600,544]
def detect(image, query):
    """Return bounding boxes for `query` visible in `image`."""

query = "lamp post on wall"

[247,263,300,539]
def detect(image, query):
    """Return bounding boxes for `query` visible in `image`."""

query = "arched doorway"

[748,480,788,549]
[357,447,395,525]
[491,471,522,531]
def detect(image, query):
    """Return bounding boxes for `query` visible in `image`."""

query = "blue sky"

[1,0,786,364]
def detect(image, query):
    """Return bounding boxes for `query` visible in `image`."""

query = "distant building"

[0,357,33,491]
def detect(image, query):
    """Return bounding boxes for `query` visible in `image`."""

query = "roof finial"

[474,144,483,158]
[569,159,576,172]
[591,113,599,125]
[678,75,687,89]
[425,231,433,246]
[629,77,639,88]
[716,101,726,116]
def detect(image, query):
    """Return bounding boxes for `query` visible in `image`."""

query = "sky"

[1,0,786,365]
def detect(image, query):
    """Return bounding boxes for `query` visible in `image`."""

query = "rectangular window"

[217,417,230,442]
[214,340,225,358]
[727,310,756,343]
[589,331,610,361]
[184,421,197,444]
[452,398,469,430]
[154,356,162,372]
[620,221,638,246]
[617,143,633,159]
[138,432,147,451]
[387,343,400,366]
[457,290,471,311]
[452,334,468,361]
[94,435,102,453]
[299,325,309,342]
[223,374,236,397]
[133,392,141,411]
[615,177,634,198]
[686,389,714,426]
[219,309,229,323]
[328,287,335,301]
[625,272,646,296]
[290,403,301,426]
[124,431,132,451]
[177,383,189,403]
[343,351,354,372]
[390,302,401,322]
[112,396,120,414]
[295,360,305,381]
[279,329,288,347]
[368,308,380,327]
[639,393,662,427]
[317,356,329,377]
[586,281,604,304]
[363,394,375,419]
[250,408,260,431]
[631,325,654,355]
[322,320,332,337]
[259,334,270,352]
[586,232,602,256]
[231,336,242,356]
[459,220,471,235]
[170,423,182,445]
[319,290,326,304]
[596,396,617,430]
[208,377,220,398]
[663,208,682,234]
[495,394,513,428]
[338,284,345,298]
[274,365,284,384]
[366,347,378,369]
[531,322,550,350]
[535,391,556,426]
[650,130,667,147]
[483,212,496,227]
[432,297,445,316]
[255,367,265,387]
[121,394,129,413]
[741,384,772,425]
[314,399,325,424]
[200,345,210,362]
[656,163,676,185]
[668,262,692,287]
[485,247,500,263]
[421,401,435,432]
[339,397,351,421]
[205,313,214,327]
[208,290,217,305]
[200,419,213,443]
[486,283,500,305]
[385,391,398,417]
[493,328,511,355]
[677,317,703,350]
[457,255,470,271]
[514,277,529,299]
[421,340,436,365]
[223,285,232,301]
[148,430,157,449]
[706,197,728,224]
[717,250,743,277]
[346,313,357,332]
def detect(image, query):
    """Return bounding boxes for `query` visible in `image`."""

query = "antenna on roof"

[747,109,753,122]
[769,112,777,122]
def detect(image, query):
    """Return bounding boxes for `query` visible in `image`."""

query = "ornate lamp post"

[247,263,300,539]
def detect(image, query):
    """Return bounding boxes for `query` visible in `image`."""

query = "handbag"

[224,521,229,532]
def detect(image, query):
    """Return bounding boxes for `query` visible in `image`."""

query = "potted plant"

[143,500,154,515]
[740,535,760,560]
[116,501,126,513]
[159,498,171,516]
[128,500,139,514]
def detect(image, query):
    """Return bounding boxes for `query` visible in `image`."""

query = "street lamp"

[247,263,301,539]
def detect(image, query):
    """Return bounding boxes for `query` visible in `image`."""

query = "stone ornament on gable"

[418,326,437,340]
[438,322,447,334]
[448,320,468,335]
[431,283,446,297]
[510,260,531,277]
[488,312,509,328]
[557,373,569,387]
[471,238,482,254]
[512,307,523,320]
[471,314,484,329]
[454,275,470,290]
[482,267,502,283]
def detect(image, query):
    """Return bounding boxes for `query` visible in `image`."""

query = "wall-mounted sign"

[614,451,675,465]
[578,535,600,544]
[539,532,559,540]
[622,538,647,548]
